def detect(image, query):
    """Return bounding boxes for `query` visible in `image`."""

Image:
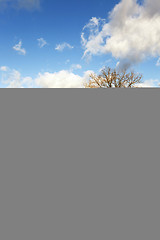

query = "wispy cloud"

[65,59,70,64]
[70,64,82,71]
[55,42,74,52]
[0,66,8,71]
[156,58,160,67]
[13,41,26,55]
[0,0,41,10]
[17,0,40,10]
[37,38,47,48]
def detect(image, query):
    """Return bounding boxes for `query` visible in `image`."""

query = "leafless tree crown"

[85,67,143,88]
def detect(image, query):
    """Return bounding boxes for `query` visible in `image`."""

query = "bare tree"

[84,67,143,88]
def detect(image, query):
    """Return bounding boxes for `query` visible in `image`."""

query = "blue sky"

[0,0,160,87]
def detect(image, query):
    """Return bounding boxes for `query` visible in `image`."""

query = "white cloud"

[5,70,23,88]
[0,68,33,88]
[156,58,160,66]
[13,41,26,55]
[82,70,94,83]
[70,64,82,71]
[137,79,160,88]
[35,70,83,88]
[55,42,74,52]
[65,59,70,64]
[0,66,8,71]
[17,0,40,10]
[136,79,160,88]
[82,0,160,67]
[0,0,41,10]
[37,38,47,48]
[2,66,160,88]
[0,66,93,88]
[35,70,93,88]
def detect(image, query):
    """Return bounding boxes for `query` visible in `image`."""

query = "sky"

[0,0,160,87]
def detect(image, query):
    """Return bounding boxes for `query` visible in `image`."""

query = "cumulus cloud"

[55,42,74,52]
[35,70,83,88]
[35,69,93,88]
[136,79,160,88]
[13,41,26,55]
[0,66,93,88]
[0,0,41,10]
[0,67,33,88]
[37,38,47,48]
[82,0,160,67]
